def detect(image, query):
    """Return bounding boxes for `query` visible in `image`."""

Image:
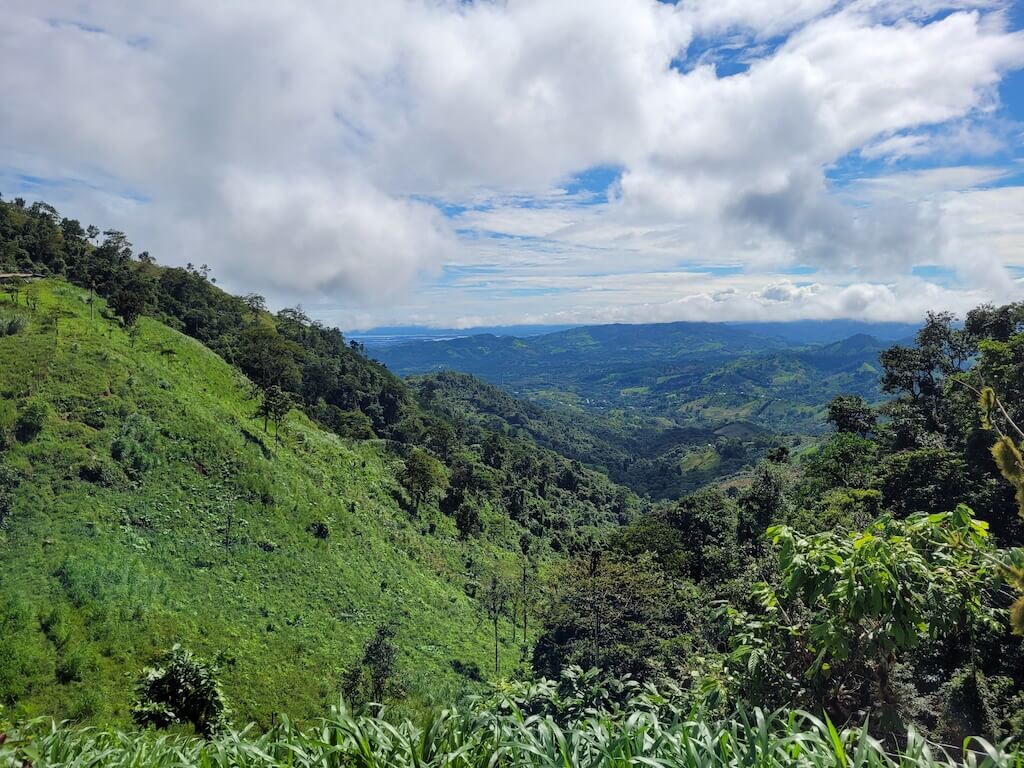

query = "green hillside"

[409,371,770,499]
[0,280,549,726]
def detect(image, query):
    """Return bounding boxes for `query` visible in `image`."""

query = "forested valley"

[2,195,1024,766]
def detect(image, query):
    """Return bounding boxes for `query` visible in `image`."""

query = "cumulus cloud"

[0,0,1022,326]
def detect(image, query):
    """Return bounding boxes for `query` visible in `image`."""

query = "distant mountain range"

[349,324,579,347]
[372,319,910,439]
[353,319,919,349]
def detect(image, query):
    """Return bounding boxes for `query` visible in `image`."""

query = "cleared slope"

[0,281,527,726]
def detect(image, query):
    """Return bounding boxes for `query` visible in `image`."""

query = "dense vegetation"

[3,668,1020,767]
[531,306,1024,745]
[3,193,1024,763]
[376,325,913,498]
[406,370,775,500]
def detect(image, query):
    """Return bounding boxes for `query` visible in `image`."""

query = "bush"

[307,520,329,539]
[132,645,228,737]
[0,399,14,448]
[111,412,160,479]
[55,645,95,685]
[342,624,401,707]
[0,315,26,336]
[78,454,129,489]
[15,398,47,442]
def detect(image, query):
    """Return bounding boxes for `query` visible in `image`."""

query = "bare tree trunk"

[493,619,500,677]
[522,562,528,641]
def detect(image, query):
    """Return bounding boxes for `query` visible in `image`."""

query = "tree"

[666,486,739,583]
[256,385,293,436]
[880,312,977,433]
[132,645,229,737]
[738,461,790,544]
[23,282,40,310]
[342,624,401,707]
[481,574,510,676]
[827,394,876,436]
[110,273,154,327]
[236,325,302,394]
[879,447,969,517]
[533,551,677,679]
[401,448,448,513]
[242,293,267,315]
[761,507,998,730]
[799,432,878,500]
[3,278,24,305]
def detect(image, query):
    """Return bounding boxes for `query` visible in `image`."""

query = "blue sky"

[2,0,1024,330]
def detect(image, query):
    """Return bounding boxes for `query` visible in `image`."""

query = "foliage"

[401,448,449,513]
[14,399,46,442]
[737,507,1002,729]
[110,412,160,479]
[798,432,879,501]
[879,448,970,517]
[255,384,293,436]
[0,315,26,337]
[3,669,1021,767]
[0,463,17,527]
[666,486,739,583]
[828,394,877,436]
[978,386,1024,520]
[132,645,228,737]
[533,552,682,679]
[738,460,791,544]
[341,624,402,708]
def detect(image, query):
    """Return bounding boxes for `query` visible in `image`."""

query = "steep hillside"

[0,281,581,726]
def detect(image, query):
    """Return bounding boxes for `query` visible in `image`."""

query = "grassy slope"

[0,281,526,727]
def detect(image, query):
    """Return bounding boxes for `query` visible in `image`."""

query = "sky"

[2,1,1024,331]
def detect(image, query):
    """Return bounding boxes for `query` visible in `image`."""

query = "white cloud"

[1,0,1022,326]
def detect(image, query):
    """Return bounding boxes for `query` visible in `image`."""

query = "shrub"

[0,315,26,336]
[307,520,329,539]
[111,412,160,479]
[342,624,401,707]
[132,645,228,737]
[14,398,47,442]
[55,646,94,685]
[78,454,128,489]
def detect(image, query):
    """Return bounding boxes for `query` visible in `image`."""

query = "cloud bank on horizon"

[2,0,1023,329]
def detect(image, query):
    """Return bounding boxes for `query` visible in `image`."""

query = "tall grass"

[3,670,1020,768]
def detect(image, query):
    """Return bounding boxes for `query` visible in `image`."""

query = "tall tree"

[401,449,448,514]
